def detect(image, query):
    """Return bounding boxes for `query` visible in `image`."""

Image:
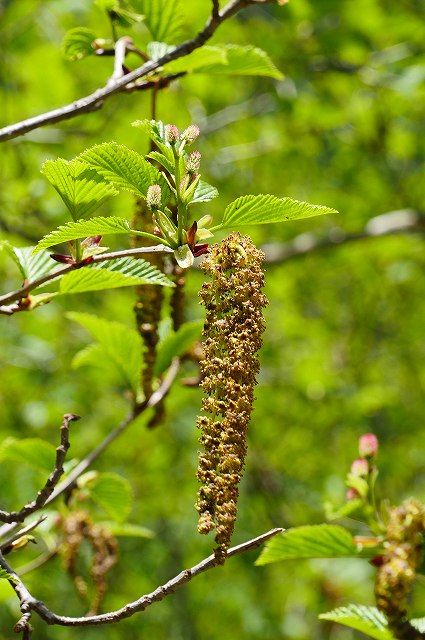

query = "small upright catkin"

[196,232,268,563]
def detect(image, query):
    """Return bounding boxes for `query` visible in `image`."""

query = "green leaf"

[33,217,132,253]
[1,242,53,281]
[71,343,104,370]
[319,605,394,640]
[87,472,133,523]
[256,524,358,565]
[165,46,228,73]
[146,150,175,175]
[191,180,219,204]
[57,258,173,296]
[213,194,337,231]
[68,312,143,394]
[138,0,183,43]
[62,27,97,61]
[189,44,283,79]
[0,568,16,582]
[155,319,203,376]
[41,158,118,221]
[0,437,56,473]
[99,521,155,538]
[77,142,170,202]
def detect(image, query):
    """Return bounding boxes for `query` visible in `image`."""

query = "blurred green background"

[0,0,424,638]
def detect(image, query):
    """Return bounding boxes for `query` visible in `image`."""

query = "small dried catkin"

[196,233,268,563]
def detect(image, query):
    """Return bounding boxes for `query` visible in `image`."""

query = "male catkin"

[196,233,268,563]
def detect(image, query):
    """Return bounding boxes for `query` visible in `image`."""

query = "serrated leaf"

[214,194,337,231]
[99,521,155,538]
[256,525,358,565]
[190,44,283,79]
[155,319,203,376]
[165,46,228,74]
[191,180,219,204]
[77,142,170,202]
[68,312,143,394]
[1,242,53,281]
[319,605,394,640]
[33,217,132,253]
[138,0,183,43]
[58,258,173,296]
[62,27,97,61]
[41,158,118,221]
[0,437,56,473]
[88,472,132,523]
[97,257,173,286]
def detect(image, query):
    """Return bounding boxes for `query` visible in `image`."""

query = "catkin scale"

[195,233,268,562]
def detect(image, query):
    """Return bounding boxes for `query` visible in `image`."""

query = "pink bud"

[350,458,369,477]
[359,433,378,458]
[181,124,200,144]
[165,124,179,145]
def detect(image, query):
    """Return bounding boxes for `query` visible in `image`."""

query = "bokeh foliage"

[0,0,424,638]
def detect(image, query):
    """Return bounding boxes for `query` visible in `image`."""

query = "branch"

[262,209,425,265]
[0,360,181,544]
[0,517,46,554]
[44,358,181,509]
[0,527,283,629]
[0,244,173,311]
[0,0,269,143]
[0,414,79,524]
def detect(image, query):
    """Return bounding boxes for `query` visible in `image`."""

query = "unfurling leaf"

[62,27,97,61]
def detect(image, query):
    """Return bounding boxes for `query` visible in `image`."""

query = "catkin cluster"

[196,233,268,563]
[375,499,425,640]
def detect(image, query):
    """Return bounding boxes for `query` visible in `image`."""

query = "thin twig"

[0,414,79,524]
[0,0,264,142]
[262,209,425,265]
[0,244,173,310]
[44,358,181,509]
[0,527,283,628]
[0,517,47,553]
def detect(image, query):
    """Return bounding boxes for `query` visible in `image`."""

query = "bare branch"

[0,244,173,310]
[262,209,425,265]
[0,414,79,524]
[0,0,265,143]
[44,358,181,509]
[0,528,283,628]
